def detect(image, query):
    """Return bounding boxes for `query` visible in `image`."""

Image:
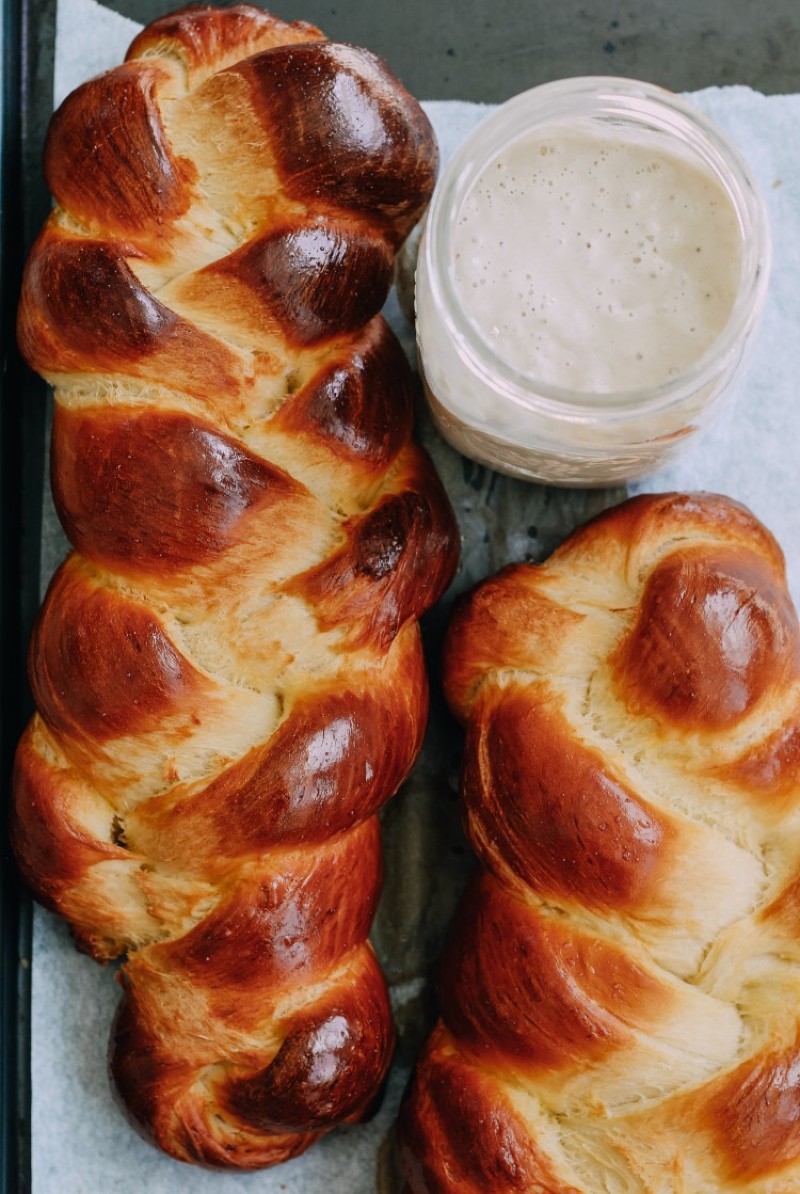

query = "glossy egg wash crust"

[11,4,458,1170]
[399,492,800,1193]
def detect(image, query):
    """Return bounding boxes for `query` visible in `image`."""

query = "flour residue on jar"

[452,128,743,393]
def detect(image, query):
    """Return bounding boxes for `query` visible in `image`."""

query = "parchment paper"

[30,2,800,1190]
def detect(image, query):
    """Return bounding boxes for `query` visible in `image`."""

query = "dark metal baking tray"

[3,2,800,1191]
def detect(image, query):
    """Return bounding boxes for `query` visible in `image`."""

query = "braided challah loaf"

[12,4,458,1168]
[399,492,800,1192]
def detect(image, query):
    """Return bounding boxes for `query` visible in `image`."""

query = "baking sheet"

[28,1,800,1190]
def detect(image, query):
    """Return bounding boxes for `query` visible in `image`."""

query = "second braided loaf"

[400,492,800,1192]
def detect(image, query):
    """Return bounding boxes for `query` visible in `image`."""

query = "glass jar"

[415,77,771,486]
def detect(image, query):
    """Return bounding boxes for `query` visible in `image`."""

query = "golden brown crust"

[270,315,415,464]
[613,545,800,730]
[13,4,457,1170]
[18,231,245,394]
[399,1025,583,1194]
[438,874,673,1076]
[125,4,326,76]
[202,217,396,347]
[43,63,196,237]
[704,1039,800,1181]
[400,491,800,1192]
[229,41,438,247]
[52,406,308,571]
[461,687,671,911]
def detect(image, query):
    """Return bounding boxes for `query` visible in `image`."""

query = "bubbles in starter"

[451,127,742,392]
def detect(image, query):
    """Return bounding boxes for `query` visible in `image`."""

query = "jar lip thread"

[423,75,772,423]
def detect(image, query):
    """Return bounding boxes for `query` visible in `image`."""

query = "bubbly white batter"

[452,126,742,393]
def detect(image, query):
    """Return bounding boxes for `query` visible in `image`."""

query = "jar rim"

[423,75,772,424]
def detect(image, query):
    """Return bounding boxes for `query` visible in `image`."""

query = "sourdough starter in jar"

[453,129,741,394]
[415,78,771,486]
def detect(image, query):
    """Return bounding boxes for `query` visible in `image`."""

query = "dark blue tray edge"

[2,0,57,1190]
